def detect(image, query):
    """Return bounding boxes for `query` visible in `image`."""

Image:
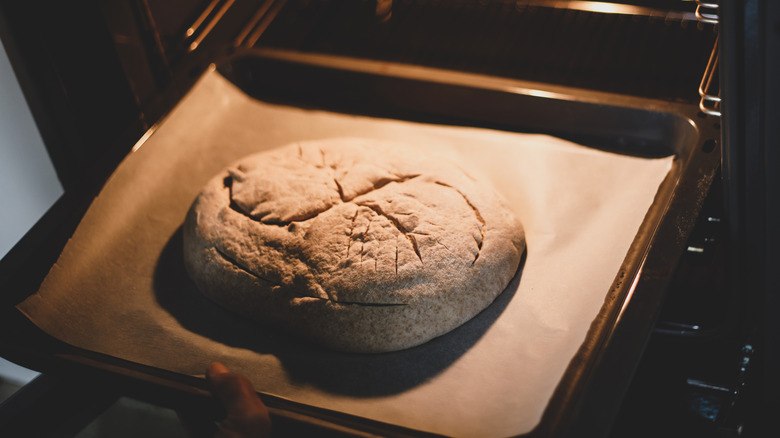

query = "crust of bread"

[183,138,525,353]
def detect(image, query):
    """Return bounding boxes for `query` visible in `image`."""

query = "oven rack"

[695,0,720,117]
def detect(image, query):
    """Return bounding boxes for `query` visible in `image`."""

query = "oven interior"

[0,1,763,436]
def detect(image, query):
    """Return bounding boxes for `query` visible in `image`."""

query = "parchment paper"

[18,69,673,437]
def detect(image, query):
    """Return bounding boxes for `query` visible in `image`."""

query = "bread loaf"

[183,138,525,353]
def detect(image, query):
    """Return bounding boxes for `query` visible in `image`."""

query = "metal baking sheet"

[14,52,717,437]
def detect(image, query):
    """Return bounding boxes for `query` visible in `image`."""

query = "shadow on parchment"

[153,227,524,398]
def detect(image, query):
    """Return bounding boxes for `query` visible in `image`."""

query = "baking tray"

[0,48,721,437]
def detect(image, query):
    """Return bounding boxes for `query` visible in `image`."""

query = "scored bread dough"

[183,138,525,353]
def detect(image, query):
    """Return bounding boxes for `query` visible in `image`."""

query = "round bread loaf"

[183,138,525,353]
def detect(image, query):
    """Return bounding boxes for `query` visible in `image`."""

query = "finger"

[206,362,271,436]
[208,361,230,376]
[206,363,265,415]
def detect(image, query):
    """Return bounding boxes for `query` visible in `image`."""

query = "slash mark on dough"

[215,247,281,286]
[308,296,407,307]
[360,216,372,265]
[344,208,359,261]
[358,203,423,264]
[434,181,485,264]
[334,178,346,202]
[344,174,421,202]
[395,237,399,275]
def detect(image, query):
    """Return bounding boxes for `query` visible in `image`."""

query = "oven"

[0,1,775,436]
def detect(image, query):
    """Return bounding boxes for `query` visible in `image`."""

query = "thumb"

[206,362,271,436]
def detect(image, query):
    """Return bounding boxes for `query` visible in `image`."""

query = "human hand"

[180,362,271,438]
[206,362,271,438]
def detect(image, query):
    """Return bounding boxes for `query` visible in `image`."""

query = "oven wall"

[721,0,780,434]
